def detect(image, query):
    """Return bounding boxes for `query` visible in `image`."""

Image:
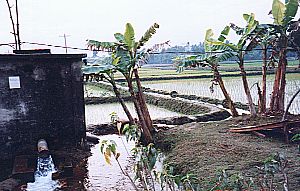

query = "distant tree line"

[147,42,299,64]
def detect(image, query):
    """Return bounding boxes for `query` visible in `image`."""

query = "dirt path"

[155,115,300,190]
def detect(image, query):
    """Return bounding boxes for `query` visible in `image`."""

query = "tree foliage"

[84,23,161,144]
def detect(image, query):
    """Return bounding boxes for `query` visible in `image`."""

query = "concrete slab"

[12,155,35,182]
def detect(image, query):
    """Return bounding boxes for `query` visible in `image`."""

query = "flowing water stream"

[26,156,59,191]
[25,135,136,191]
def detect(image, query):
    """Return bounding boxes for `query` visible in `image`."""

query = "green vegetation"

[110,60,299,80]
[83,23,163,144]
[101,117,203,191]
[114,68,216,79]
[155,115,300,190]
[99,115,300,191]
[147,45,299,65]
[175,0,300,117]
[83,0,300,190]
[219,59,299,68]
[84,85,114,97]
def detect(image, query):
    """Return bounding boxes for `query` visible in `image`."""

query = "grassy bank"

[154,115,300,190]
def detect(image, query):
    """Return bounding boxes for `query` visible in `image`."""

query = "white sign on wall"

[9,76,21,89]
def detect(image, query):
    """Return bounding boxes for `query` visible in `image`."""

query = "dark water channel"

[21,97,180,190]
[81,103,172,190]
[24,101,163,190]
[22,135,135,191]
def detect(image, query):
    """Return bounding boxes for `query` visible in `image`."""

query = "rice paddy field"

[85,102,181,124]
[143,73,300,114]
[112,59,299,79]
[85,61,300,114]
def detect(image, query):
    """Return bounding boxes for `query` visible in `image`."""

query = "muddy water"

[84,134,135,191]
[84,103,141,190]
[82,100,179,190]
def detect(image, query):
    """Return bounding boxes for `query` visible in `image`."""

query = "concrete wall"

[0,53,86,160]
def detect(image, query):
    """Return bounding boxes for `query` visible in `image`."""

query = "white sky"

[0,0,298,54]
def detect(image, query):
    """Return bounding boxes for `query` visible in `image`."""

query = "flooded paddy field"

[85,102,183,125]
[143,73,300,114]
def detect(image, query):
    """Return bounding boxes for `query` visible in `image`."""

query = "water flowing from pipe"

[26,155,60,191]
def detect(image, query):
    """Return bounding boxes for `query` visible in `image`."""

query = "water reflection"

[84,134,135,191]
[85,102,181,125]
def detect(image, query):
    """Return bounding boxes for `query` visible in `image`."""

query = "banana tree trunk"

[269,36,287,114]
[213,67,239,117]
[255,83,263,112]
[126,77,153,144]
[239,55,257,116]
[270,60,282,112]
[260,47,267,114]
[133,68,153,132]
[110,79,135,125]
[278,59,287,112]
[277,37,288,113]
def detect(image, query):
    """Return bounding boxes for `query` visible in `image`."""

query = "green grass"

[113,68,241,79]
[84,84,114,97]
[113,68,206,79]
[110,59,299,80]
[220,59,299,68]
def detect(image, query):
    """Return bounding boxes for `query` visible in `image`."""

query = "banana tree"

[86,23,160,144]
[82,58,135,125]
[257,27,276,114]
[232,23,276,114]
[175,53,239,117]
[269,0,299,113]
[204,13,259,116]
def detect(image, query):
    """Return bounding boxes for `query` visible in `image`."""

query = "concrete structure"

[0,51,86,160]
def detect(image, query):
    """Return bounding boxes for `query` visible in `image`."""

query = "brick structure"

[0,51,86,160]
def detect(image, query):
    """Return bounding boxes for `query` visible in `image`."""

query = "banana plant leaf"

[124,23,135,49]
[82,64,115,74]
[283,0,299,26]
[272,0,286,25]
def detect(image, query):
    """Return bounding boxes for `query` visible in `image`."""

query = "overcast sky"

[0,0,297,54]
